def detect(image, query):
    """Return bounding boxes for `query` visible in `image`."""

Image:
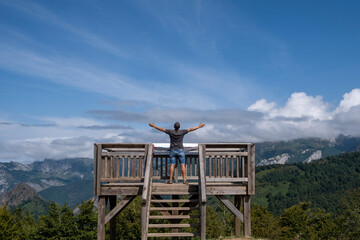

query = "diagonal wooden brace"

[216,195,244,222]
[105,195,136,224]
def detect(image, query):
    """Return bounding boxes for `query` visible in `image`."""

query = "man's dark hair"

[174,122,180,130]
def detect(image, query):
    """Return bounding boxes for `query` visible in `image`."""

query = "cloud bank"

[1,89,360,163]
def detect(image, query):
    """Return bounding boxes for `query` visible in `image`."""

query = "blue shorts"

[169,149,185,165]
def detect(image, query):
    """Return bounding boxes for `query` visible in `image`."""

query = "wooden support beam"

[200,203,206,240]
[96,144,102,196]
[248,144,255,195]
[105,195,136,224]
[97,196,106,240]
[235,195,242,236]
[109,196,116,240]
[215,195,244,222]
[243,195,251,237]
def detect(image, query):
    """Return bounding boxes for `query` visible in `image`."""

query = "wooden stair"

[146,194,200,238]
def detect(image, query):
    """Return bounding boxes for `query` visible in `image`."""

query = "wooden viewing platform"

[94,143,255,240]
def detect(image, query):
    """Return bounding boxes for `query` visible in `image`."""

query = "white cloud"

[270,92,330,120]
[248,99,276,113]
[335,88,360,113]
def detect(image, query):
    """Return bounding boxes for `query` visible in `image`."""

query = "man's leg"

[169,164,175,182]
[180,164,187,183]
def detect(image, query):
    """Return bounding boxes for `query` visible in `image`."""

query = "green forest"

[1,152,360,239]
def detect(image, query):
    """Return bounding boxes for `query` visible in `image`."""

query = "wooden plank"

[149,215,199,219]
[141,144,152,204]
[100,177,143,182]
[147,233,198,237]
[97,196,106,240]
[109,196,116,240]
[150,207,197,211]
[198,144,206,204]
[127,156,130,177]
[101,156,106,178]
[200,203,206,240]
[235,195,242,236]
[121,156,125,177]
[148,223,199,228]
[105,195,136,225]
[243,195,251,236]
[101,187,142,196]
[116,156,119,177]
[220,156,223,177]
[216,195,243,222]
[248,144,255,195]
[208,156,211,178]
[241,156,245,178]
[205,152,248,156]
[206,186,247,195]
[100,143,147,149]
[237,156,240,178]
[103,182,144,186]
[96,144,102,195]
[205,177,248,182]
[132,156,135,177]
[204,143,250,149]
[112,156,115,178]
[151,199,198,203]
[94,144,98,195]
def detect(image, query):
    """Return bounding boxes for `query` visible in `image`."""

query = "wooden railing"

[151,153,199,181]
[94,143,152,195]
[94,143,255,195]
[203,143,255,194]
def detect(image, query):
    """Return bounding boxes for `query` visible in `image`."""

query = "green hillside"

[254,151,360,215]
[14,196,49,218]
[39,179,93,207]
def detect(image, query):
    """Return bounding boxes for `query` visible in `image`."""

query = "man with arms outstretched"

[149,122,205,184]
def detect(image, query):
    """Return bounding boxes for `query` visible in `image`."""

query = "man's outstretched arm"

[187,123,205,133]
[149,123,166,132]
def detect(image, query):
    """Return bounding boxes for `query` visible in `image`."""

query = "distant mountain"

[0,158,93,195]
[0,183,49,216]
[256,135,360,166]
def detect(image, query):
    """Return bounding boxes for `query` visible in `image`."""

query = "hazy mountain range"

[1,135,360,214]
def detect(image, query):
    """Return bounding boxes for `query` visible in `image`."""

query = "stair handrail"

[198,144,206,204]
[141,143,153,240]
[142,143,153,204]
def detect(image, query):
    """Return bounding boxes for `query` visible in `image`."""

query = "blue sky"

[1,0,360,162]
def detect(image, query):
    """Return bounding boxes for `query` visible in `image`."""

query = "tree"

[33,202,78,240]
[337,188,360,239]
[0,205,20,240]
[76,200,97,240]
[251,204,279,239]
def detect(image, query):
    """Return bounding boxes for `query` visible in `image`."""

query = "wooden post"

[235,195,242,236]
[97,196,106,240]
[198,144,206,240]
[200,203,206,240]
[248,144,255,195]
[109,196,117,240]
[243,195,251,237]
[94,144,98,196]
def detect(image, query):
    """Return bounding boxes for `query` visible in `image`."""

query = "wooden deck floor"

[100,182,247,196]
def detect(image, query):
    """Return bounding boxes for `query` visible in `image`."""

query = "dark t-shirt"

[165,129,188,149]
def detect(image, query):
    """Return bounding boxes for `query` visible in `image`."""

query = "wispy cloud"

[0,0,128,58]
